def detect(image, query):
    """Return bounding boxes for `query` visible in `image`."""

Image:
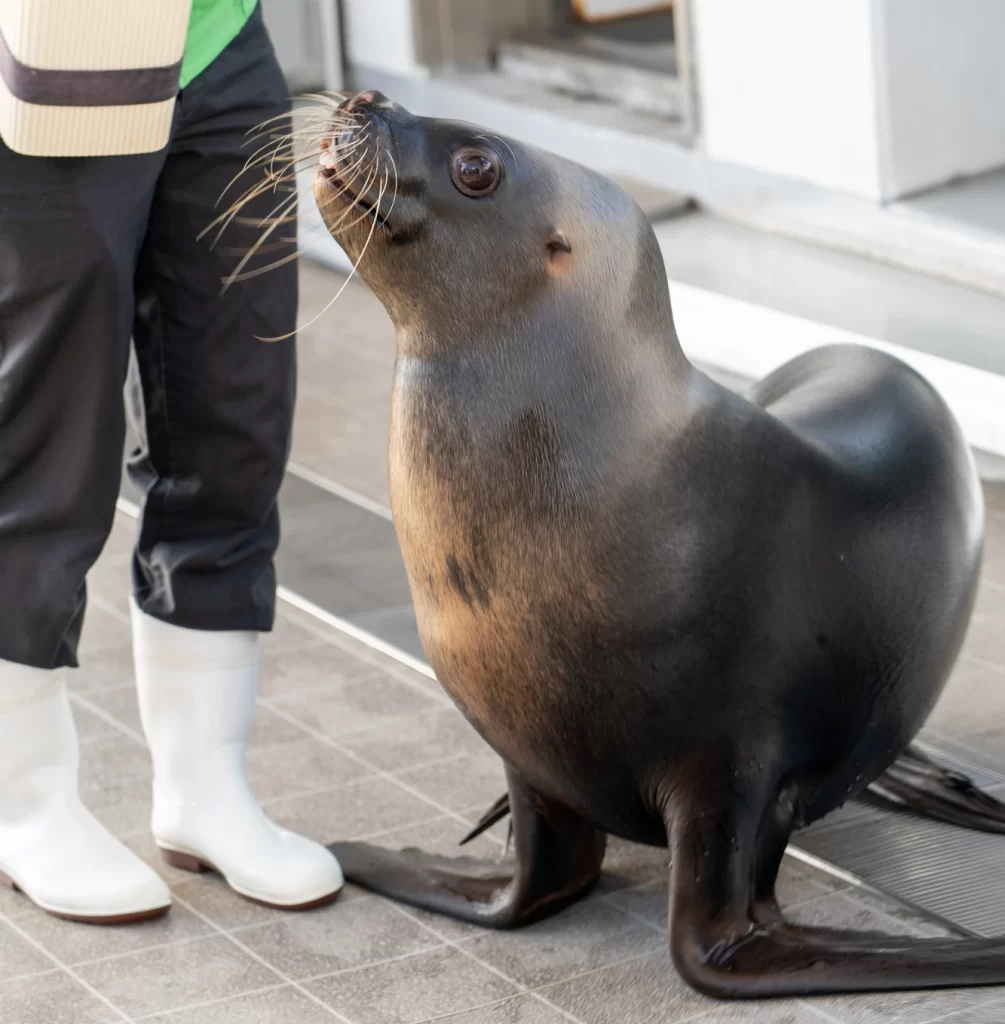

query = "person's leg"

[128,6,342,909]
[0,140,171,922]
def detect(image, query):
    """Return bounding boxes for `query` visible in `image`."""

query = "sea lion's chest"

[387,377,598,754]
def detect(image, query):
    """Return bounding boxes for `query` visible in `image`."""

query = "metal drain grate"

[793,743,1005,937]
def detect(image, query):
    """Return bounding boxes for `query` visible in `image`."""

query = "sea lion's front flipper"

[328,765,605,929]
[667,782,1005,999]
[863,744,1005,834]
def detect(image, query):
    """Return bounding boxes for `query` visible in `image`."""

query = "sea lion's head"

[314,91,673,345]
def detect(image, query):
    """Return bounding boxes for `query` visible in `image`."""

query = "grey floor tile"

[347,605,426,663]
[85,553,132,607]
[810,986,1004,1024]
[89,788,154,840]
[931,998,1005,1024]
[836,887,955,938]
[67,642,137,696]
[140,985,337,1023]
[463,899,664,990]
[686,1004,843,1024]
[961,607,1005,667]
[11,903,211,967]
[278,472,394,553]
[261,613,332,658]
[0,920,56,982]
[238,896,443,979]
[538,952,714,1024]
[266,670,441,741]
[355,813,504,860]
[305,945,519,1024]
[595,836,670,892]
[247,737,373,802]
[120,834,205,888]
[170,877,310,934]
[83,685,143,737]
[959,735,1005,782]
[257,643,400,701]
[603,879,667,931]
[0,879,28,918]
[70,698,124,745]
[396,753,507,814]
[267,776,444,844]
[275,481,411,616]
[432,994,576,1024]
[0,970,123,1024]
[248,705,316,750]
[100,512,140,563]
[926,658,1005,737]
[775,857,850,908]
[336,708,487,774]
[79,734,154,837]
[289,424,391,511]
[75,934,283,1019]
[78,605,133,658]
[788,891,934,937]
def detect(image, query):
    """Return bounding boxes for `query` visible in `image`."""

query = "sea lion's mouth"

[318,158,392,231]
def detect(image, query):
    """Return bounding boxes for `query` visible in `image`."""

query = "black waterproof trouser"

[0,7,297,669]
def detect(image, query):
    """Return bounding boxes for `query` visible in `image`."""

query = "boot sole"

[0,868,170,925]
[159,846,343,911]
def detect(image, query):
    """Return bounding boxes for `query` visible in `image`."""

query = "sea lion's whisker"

[256,170,389,344]
[219,192,299,293]
[332,162,381,233]
[219,247,304,284]
[211,184,299,251]
[227,212,301,229]
[245,98,351,139]
[297,90,350,111]
[375,148,399,224]
[202,173,291,242]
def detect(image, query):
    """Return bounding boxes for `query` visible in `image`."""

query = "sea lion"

[314,90,1005,999]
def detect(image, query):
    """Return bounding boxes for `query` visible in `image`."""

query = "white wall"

[693,0,1005,202]
[341,0,427,79]
[692,0,885,200]
[874,0,1005,198]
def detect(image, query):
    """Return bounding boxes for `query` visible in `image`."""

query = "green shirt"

[179,0,259,89]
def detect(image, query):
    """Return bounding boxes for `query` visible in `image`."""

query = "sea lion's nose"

[345,90,394,113]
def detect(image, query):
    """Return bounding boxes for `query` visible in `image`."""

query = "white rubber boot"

[131,602,343,909]
[0,659,171,923]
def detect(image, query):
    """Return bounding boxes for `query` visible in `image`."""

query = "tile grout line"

[1,914,131,1022]
[595,893,665,935]
[286,461,394,520]
[388,900,680,1024]
[257,696,481,833]
[127,981,290,1022]
[962,651,1005,676]
[166,891,358,1024]
[0,963,65,989]
[406,994,554,1024]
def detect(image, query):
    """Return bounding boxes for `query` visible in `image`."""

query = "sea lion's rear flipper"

[667,782,1005,998]
[328,764,605,929]
[863,744,1005,834]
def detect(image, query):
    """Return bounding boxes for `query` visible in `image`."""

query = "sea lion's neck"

[388,312,700,517]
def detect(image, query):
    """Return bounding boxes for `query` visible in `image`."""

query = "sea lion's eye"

[450,147,502,197]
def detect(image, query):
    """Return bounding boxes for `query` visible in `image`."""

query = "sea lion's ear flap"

[547,230,572,256]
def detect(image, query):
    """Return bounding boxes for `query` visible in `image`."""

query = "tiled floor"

[6,263,1005,1023]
